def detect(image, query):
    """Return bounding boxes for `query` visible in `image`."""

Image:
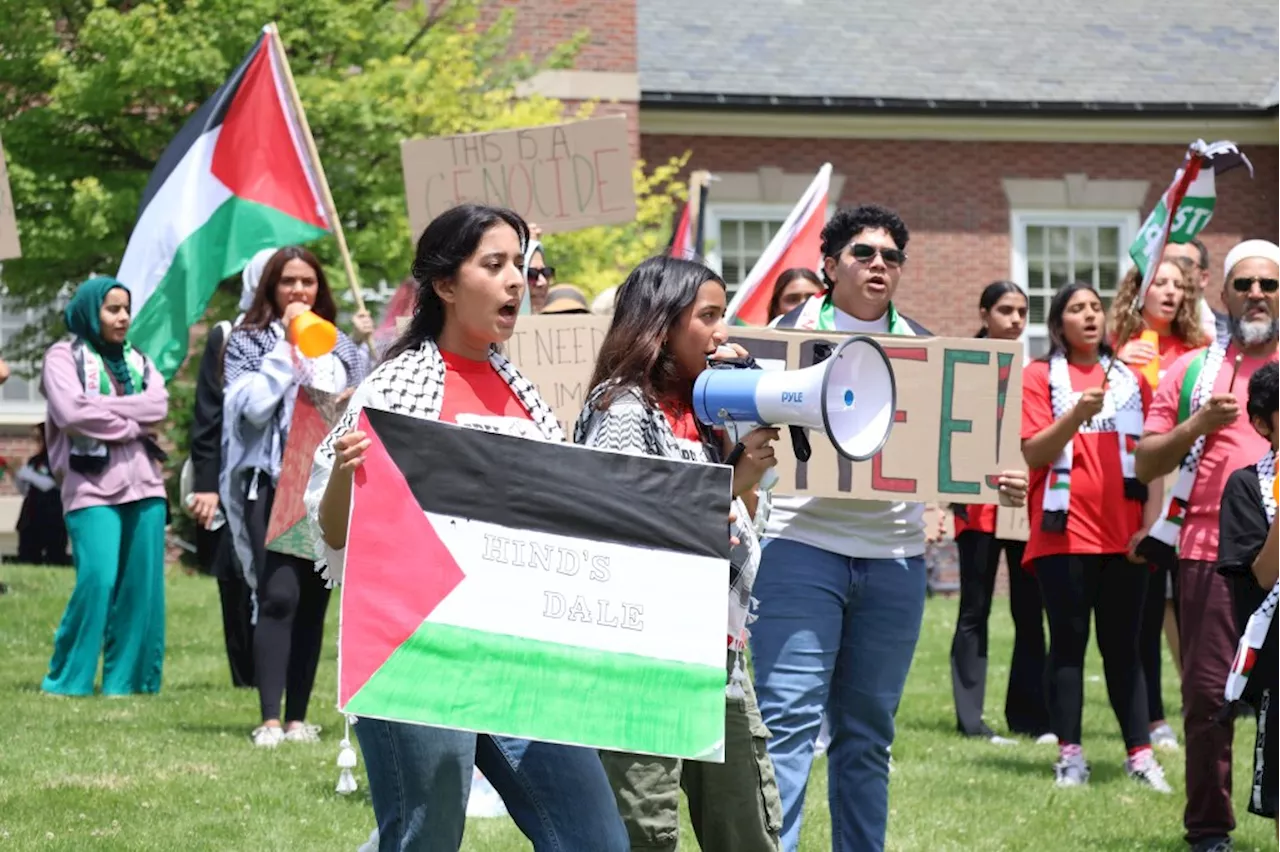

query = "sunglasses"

[527,266,555,282]
[849,243,906,268]
[1231,276,1279,294]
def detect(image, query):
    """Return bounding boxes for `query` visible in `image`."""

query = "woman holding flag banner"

[307,204,627,852]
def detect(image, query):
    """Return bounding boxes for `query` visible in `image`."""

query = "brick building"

[497,0,1277,351]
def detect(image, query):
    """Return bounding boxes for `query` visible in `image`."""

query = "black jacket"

[190,322,230,494]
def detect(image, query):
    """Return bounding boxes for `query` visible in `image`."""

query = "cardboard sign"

[401,116,636,240]
[505,313,612,435]
[726,328,1024,503]
[0,135,20,260]
[267,387,349,558]
[996,504,1031,542]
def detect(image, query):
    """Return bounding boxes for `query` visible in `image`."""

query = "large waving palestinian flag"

[340,409,732,760]
[118,27,329,378]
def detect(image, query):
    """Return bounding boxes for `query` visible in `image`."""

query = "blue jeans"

[356,718,628,852]
[748,538,927,852]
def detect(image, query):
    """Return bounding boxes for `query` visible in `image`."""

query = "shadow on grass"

[972,752,1129,785]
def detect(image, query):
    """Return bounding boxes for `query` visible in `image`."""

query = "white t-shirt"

[764,308,927,559]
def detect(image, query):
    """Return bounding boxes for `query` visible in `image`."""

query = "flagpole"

[266,23,367,316]
[687,170,710,257]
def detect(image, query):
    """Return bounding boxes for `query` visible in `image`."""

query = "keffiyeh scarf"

[1138,332,1230,559]
[1225,450,1278,704]
[573,383,760,698]
[309,339,561,586]
[1041,353,1146,533]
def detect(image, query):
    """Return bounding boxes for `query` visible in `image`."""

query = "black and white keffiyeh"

[307,339,562,585]
[223,321,366,389]
[1041,353,1146,532]
[1225,450,1278,704]
[574,382,760,697]
[1140,332,1231,556]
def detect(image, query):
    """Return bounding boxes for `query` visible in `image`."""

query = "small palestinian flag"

[118,27,329,378]
[340,408,732,760]
[267,387,347,559]
[1164,497,1188,527]
[1048,468,1072,491]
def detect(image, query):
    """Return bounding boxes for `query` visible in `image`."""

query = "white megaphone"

[692,336,897,463]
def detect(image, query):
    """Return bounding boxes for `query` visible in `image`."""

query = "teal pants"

[42,497,166,696]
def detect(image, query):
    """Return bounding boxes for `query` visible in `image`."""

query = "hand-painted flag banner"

[1128,140,1253,308]
[267,387,347,558]
[341,408,732,760]
[725,163,831,327]
[119,27,330,378]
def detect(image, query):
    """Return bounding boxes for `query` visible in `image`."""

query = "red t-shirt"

[663,404,704,444]
[952,504,997,536]
[1144,344,1277,562]
[1020,359,1152,565]
[438,350,536,435]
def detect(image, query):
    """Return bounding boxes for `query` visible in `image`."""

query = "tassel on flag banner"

[668,171,710,259]
[725,164,832,327]
[1128,140,1254,310]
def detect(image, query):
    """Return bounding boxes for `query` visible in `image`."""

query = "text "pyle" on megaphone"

[692,335,897,462]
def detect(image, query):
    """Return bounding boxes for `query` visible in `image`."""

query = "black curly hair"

[819,204,910,285]
[1247,361,1277,430]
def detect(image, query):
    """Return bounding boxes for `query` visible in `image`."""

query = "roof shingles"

[638,0,1279,108]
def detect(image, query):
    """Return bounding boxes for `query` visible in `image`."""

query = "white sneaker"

[1053,753,1090,787]
[283,723,322,744]
[813,717,831,758]
[1035,733,1059,746]
[1150,722,1180,752]
[1126,749,1173,794]
[252,725,285,748]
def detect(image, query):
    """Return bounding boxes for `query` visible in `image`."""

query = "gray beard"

[1230,313,1279,347]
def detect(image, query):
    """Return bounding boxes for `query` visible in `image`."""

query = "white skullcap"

[591,285,618,316]
[240,248,280,312]
[1223,239,1280,280]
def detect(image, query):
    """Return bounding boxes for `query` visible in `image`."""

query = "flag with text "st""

[118,28,330,378]
[339,408,732,760]
[1128,140,1253,309]
[725,163,831,327]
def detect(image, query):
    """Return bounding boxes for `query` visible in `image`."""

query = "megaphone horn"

[692,335,897,462]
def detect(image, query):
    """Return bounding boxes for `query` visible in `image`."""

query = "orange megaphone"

[289,310,337,358]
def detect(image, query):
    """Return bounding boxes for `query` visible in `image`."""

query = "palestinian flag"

[1048,468,1071,491]
[340,408,732,760]
[118,27,329,378]
[1164,497,1189,527]
[1128,140,1254,309]
[667,180,707,260]
[726,163,830,327]
[267,387,348,559]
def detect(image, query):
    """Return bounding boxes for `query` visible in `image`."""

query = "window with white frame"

[701,203,792,298]
[0,296,45,416]
[1010,211,1139,359]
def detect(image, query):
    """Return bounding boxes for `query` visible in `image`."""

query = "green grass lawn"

[1,563,1274,851]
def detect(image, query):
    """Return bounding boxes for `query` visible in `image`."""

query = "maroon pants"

[1179,559,1237,843]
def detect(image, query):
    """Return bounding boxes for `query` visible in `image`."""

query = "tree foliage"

[0,0,686,551]
[0,0,683,365]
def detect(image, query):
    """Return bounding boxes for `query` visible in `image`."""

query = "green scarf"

[64,276,139,395]
[812,293,913,334]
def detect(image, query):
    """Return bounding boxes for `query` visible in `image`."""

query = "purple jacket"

[41,341,169,514]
